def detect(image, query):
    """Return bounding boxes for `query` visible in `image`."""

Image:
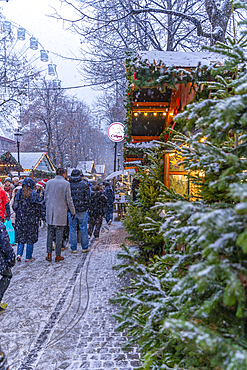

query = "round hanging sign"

[107,122,125,142]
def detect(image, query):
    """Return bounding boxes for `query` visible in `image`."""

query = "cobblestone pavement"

[0,221,140,370]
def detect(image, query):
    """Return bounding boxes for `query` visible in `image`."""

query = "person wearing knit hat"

[3,177,13,200]
[36,181,44,190]
[13,177,43,262]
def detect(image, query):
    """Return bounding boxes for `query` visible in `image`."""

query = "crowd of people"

[0,168,115,312]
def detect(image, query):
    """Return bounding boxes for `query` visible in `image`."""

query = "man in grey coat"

[45,168,75,262]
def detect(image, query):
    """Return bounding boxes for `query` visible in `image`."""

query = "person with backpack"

[68,169,90,253]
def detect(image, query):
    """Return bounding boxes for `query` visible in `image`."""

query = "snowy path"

[0,222,140,370]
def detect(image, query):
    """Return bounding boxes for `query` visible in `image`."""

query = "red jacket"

[0,188,9,220]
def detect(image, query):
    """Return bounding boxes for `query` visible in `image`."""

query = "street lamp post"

[113,143,117,191]
[117,152,121,171]
[14,128,22,175]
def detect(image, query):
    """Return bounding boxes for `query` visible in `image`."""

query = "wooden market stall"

[124,50,224,194]
[0,151,22,181]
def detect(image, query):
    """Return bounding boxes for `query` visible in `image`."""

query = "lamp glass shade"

[14,130,23,143]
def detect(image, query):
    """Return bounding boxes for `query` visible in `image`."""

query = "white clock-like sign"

[107,122,125,142]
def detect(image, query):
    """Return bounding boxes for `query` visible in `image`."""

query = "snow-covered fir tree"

[112,3,247,369]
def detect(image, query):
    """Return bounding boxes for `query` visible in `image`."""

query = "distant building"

[0,128,16,155]
[95,164,105,174]
[12,152,56,176]
[67,160,97,178]
[95,164,106,180]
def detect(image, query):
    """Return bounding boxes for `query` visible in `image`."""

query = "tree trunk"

[166,0,174,51]
[204,0,232,44]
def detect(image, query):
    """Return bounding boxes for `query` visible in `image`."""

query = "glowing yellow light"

[134,112,138,116]
[170,112,174,116]
[153,112,157,116]
[144,112,148,116]
[163,112,166,116]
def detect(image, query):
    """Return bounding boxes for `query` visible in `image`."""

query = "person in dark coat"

[69,169,90,253]
[88,185,108,239]
[103,182,115,225]
[35,181,46,226]
[13,177,42,263]
[0,221,15,311]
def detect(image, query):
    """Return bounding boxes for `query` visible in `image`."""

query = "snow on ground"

[0,221,140,370]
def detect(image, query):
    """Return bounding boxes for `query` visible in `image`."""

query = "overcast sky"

[0,0,96,106]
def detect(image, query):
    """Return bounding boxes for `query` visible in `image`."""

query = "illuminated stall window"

[169,174,189,196]
[168,153,189,196]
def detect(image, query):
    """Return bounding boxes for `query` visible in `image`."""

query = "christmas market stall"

[12,152,56,179]
[124,50,224,194]
[0,151,22,180]
[67,160,97,179]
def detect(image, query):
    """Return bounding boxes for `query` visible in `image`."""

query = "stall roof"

[12,152,44,170]
[77,161,97,174]
[137,51,225,68]
[95,164,105,174]
[12,152,55,172]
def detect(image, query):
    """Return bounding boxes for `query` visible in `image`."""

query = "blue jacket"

[0,222,15,274]
[103,186,115,207]
[69,172,90,213]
